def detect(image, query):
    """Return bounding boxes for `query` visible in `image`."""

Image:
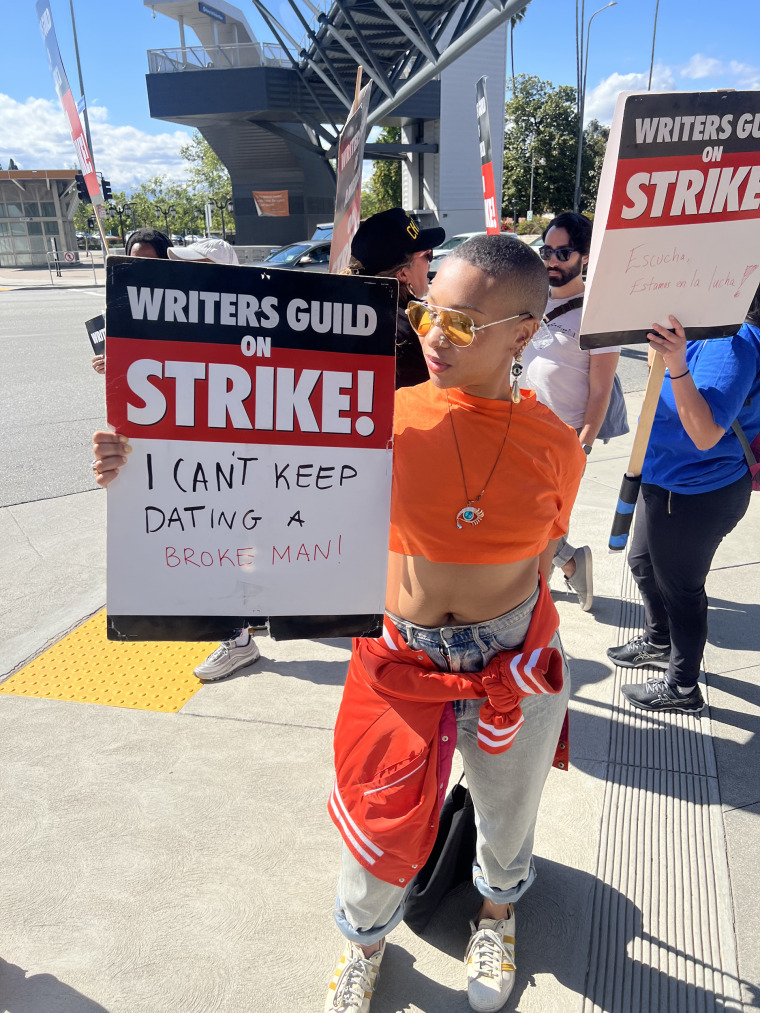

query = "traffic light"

[87,215,96,231]
[101,177,112,202]
[75,170,91,205]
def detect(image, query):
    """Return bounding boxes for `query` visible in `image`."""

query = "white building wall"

[436,22,507,237]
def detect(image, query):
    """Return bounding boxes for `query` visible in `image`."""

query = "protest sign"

[329,78,372,275]
[476,77,500,235]
[104,257,397,641]
[581,90,760,350]
[86,313,106,356]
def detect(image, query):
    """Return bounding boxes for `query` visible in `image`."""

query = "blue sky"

[1,0,758,187]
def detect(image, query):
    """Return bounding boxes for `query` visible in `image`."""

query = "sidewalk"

[0,260,107,290]
[0,392,758,1013]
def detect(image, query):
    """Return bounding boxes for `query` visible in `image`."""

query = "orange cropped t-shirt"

[389,382,585,564]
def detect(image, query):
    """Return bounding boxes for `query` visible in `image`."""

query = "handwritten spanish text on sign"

[581,91,760,349]
[105,257,397,639]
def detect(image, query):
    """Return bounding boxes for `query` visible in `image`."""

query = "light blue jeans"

[333,583,570,945]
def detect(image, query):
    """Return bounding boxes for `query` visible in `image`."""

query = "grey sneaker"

[621,677,705,714]
[193,636,260,681]
[564,545,593,611]
[325,939,385,1012]
[607,635,670,670]
[466,908,516,1012]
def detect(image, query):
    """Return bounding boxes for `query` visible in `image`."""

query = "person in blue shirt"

[607,287,760,713]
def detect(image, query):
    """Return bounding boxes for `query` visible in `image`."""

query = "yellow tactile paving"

[0,610,215,712]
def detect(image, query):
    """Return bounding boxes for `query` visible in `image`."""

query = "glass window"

[44,221,59,235]
[13,236,30,253]
[0,237,12,254]
[10,222,26,236]
[40,201,56,217]
[29,236,46,253]
[6,202,22,218]
[0,254,14,267]
[0,222,8,236]
[23,202,40,218]
[27,221,43,235]
[0,204,5,217]
[15,254,33,266]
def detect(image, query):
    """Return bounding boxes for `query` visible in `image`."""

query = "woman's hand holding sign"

[647,315,726,452]
[92,431,130,488]
[647,315,688,376]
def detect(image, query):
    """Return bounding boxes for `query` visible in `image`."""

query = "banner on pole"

[581,90,760,349]
[36,0,103,208]
[476,77,500,235]
[252,190,290,217]
[104,257,397,641]
[329,81,372,275]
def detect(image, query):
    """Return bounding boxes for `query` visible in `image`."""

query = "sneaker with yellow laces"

[465,907,516,1012]
[324,939,385,1013]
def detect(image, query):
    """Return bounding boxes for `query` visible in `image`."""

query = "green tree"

[361,126,402,218]
[502,74,606,219]
[178,129,232,233]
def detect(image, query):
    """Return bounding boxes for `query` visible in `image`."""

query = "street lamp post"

[207,196,235,241]
[573,1,617,213]
[108,202,137,246]
[154,204,177,238]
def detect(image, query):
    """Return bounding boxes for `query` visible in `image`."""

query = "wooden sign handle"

[608,352,666,551]
[627,351,665,478]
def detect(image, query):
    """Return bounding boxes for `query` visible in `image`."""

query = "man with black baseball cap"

[350,208,445,388]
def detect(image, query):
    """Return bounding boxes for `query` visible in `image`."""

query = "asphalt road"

[0,287,108,508]
[0,286,650,512]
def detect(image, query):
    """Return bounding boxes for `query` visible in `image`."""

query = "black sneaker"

[607,635,670,670]
[621,677,705,714]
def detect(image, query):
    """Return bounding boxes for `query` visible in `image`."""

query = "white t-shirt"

[522,294,620,429]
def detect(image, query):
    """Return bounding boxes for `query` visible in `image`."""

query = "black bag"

[402,780,477,935]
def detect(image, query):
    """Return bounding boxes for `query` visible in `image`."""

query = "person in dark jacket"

[348,208,444,388]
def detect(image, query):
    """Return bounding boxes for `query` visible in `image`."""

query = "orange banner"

[252,190,289,217]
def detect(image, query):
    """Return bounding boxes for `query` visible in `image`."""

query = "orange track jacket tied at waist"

[329,578,565,886]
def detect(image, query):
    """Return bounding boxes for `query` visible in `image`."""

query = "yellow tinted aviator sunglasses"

[406,300,530,347]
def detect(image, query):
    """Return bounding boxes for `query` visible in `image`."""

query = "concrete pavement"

[1,391,758,1013]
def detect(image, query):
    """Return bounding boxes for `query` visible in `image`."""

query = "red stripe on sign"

[481,162,500,235]
[607,151,760,229]
[60,88,101,199]
[105,338,396,449]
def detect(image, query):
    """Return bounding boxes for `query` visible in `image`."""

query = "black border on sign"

[580,321,742,350]
[107,613,383,642]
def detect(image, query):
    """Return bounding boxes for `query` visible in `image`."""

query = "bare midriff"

[385,550,541,627]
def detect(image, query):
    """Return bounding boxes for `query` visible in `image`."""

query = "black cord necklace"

[446,390,514,529]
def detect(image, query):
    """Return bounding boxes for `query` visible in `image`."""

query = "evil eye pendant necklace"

[446,390,514,530]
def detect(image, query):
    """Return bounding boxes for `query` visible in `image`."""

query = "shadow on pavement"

[0,959,110,1013]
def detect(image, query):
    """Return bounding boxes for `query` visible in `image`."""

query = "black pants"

[628,473,751,688]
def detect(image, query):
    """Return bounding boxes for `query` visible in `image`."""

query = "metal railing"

[147,43,290,74]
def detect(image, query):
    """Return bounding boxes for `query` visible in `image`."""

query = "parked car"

[251,240,332,271]
[311,223,334,241]
[427,231,486,277]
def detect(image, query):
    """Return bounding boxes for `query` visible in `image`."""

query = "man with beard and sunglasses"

[521,211,623,612]
[324,235,585,1013]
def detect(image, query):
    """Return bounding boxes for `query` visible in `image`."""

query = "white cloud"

[584,66,675,124]
[584,55,760,125]
[681,54,722,79]
[0,93,193,190]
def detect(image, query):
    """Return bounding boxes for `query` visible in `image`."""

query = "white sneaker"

[564,544,593,612]
[466,908,516,1012]
[324,939,385,1013]
[193,636,260,681]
